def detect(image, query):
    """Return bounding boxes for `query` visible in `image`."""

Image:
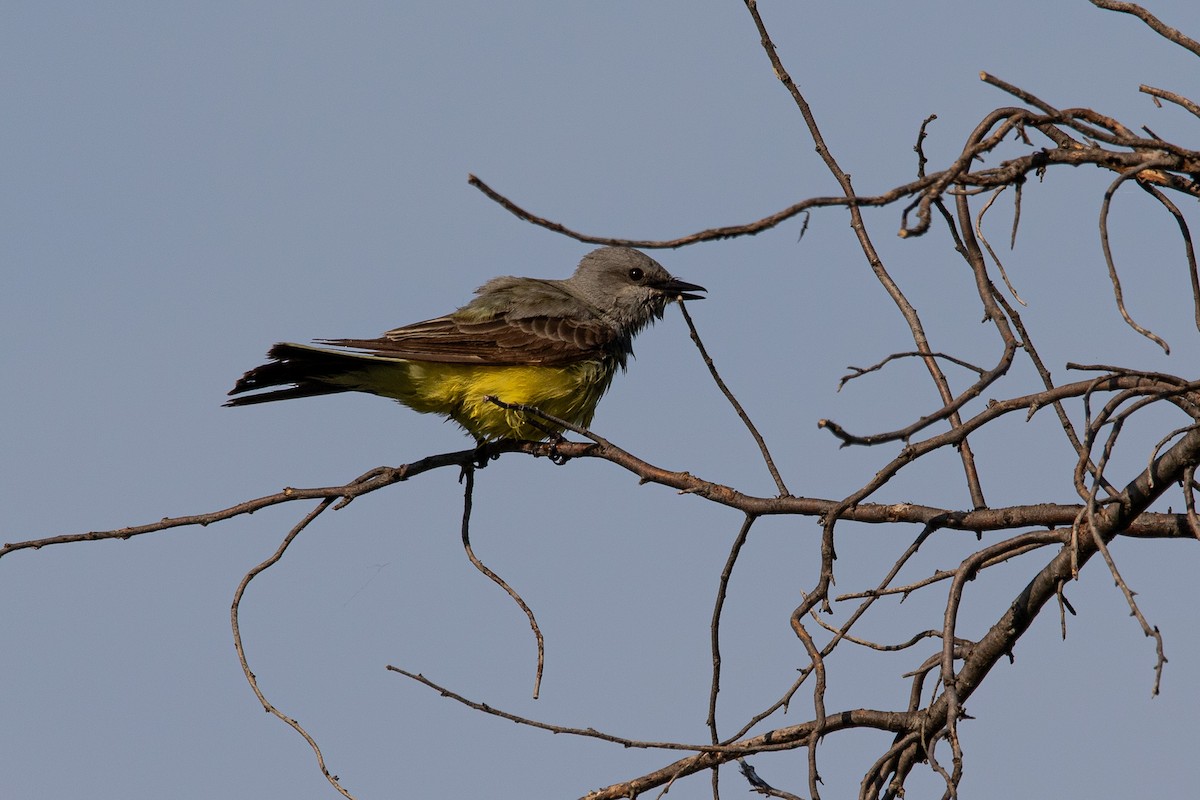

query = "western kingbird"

[226,247,705,440]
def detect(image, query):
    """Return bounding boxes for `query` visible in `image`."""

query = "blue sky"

[4,2,1200,798]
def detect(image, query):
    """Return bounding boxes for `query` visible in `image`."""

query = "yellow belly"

[344,359,617,440]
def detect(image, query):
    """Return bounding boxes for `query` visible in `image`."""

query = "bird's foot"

[470,438,501,470]
[546,432,571,466]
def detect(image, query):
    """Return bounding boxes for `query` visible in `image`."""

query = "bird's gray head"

[566,247,705,333]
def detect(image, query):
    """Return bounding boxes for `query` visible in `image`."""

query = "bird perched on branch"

[226,246,705,440]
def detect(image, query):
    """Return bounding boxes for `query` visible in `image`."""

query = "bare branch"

[740,760,806,800]
[1140,84,1200,119]
[1089,0,1200,57]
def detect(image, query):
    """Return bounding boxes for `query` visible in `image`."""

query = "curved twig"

[1098,156,1177,352]
[838,351,986,392]
[230,498,358,799]
[458,467,544,698]
[1137,181,1200,332]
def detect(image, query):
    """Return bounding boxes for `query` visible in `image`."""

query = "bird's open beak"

[657,277,707,301]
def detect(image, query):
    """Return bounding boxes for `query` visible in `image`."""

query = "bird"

[226,246,705,441]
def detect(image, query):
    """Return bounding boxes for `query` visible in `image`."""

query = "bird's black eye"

[628,267,644,282]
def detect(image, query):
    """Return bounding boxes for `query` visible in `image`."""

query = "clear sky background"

[4,2,1200,798]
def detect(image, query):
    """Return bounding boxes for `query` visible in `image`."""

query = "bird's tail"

[225,343,381,407]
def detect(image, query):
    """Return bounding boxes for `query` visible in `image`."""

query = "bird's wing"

[321,313,620,366]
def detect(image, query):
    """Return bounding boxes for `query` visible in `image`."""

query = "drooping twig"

[1137,182,1200,332]
[1081,419,1167,694]
[230,498,358,800]
[1097,157,1175,352]
[458,466,545,698]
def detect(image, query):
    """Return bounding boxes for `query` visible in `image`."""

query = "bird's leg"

[469,436,502,470]
[545,431,571,466]
[511,414,571,465]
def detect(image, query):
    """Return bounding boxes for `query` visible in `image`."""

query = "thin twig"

[1081,426,1168,695]
[1097,156,1176,352]
[230,499,358,800]
[458,467,545,698]
[975,185,1028,305]
[388,667,745,752]
[839,351,986,392]
[708,515,757,743]
[387,666,909,757]
[1138,182,1200,332]
[1010,177,1024,249]
[834,532,1065,601]
[679,302,790,496]
[1139,84,1200,119]
[789,610,826,800]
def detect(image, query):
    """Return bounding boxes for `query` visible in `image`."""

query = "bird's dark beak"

[656,277,707,301]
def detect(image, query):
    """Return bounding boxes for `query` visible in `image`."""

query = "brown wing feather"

[320,314,619,366]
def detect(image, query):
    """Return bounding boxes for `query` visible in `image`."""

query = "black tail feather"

[225,343,364,407]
